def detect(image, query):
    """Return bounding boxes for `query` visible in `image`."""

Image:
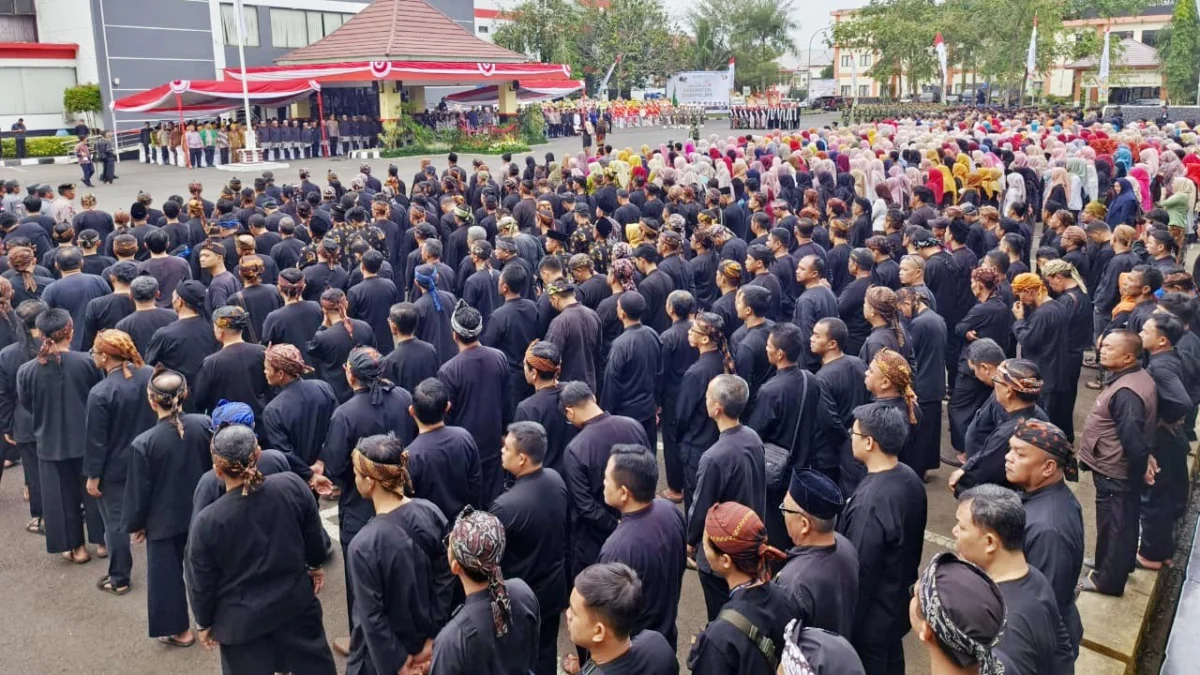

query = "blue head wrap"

[211,399,255,430]
[414,265,443,313]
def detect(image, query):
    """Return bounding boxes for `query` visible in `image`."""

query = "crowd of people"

[1,103,1199,675]
[729,105,806,130]
[136,115,386,168]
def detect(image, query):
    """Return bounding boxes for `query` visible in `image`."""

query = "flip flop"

[25,518,43,535]
[97,577,130,596]
[1085,380,1102,390]
[158,635,196,648]
[62,550,91,565]
[657,489,683,504]
[95,548,109,559]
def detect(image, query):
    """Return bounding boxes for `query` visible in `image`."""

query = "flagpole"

[233,0,256,157]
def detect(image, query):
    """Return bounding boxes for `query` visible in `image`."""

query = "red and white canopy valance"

[445,79,585,106]
[111,79,321,114]
[225,61,573,85]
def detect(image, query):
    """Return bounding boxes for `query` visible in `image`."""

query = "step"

[1075,644,1129,675]
[1078,567,1160,664]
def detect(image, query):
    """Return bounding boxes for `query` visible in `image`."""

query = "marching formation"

[2,105,1199,675]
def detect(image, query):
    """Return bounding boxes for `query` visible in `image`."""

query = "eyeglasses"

[778,502,806,516]
[850,430,872,440]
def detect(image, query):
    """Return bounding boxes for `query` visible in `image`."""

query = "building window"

[0,0,36,14]
[858,84,870,97]
[1140,30,1159,47]
[221,3,259,47]
[840,85,851,96]
[841,55,852,68]
[859,54,871,67]
[270,9,308,48]
[0,67,75,115]
[477,25,488,33]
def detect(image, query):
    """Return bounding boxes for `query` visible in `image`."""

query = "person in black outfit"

[349,250,399,355]
[598,444,687,651]
[481,263,539,411]
[80,260,137,352]
[18,308,105,564]
[777,469,859,638]
[564,563,679,675]
[344,434,442,675]
[429,508,541,674]
[837,402,928,675]
[308,288,375,404]
[600,291,661,449]
[380,302,440,394]
[514,340,578,475]
[687,501,790,675]
[491,421,570,675]
[838,249,874,356]
[123,367,212,647]
[657,291,698,502]
[631,244,675,333]
[261,343,337,477]
[731,285,776,419]
[144,281,219,407]
[115,277,178,356]
[185,425,336,674]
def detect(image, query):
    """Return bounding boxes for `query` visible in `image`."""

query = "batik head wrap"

[872,348,918,424]
[7,246,36,292]
[865,286,905,348]
[1014,417,1078,481]
[212,305,249,331]
[524,340,560,375]
[451,299,484,340]
[719,260,744,288]
[917,553,1007,675]
[347,346,391,404]
[448,507,512,638]
[993,361,1043,396]
[414,264,443,312]
[609,258,637,292]
[351,440,412,495]
[36,316,72,365]
[704,501,786,582]
[1040,259,1087,294]
[210,424,265,496]
[239,255,265,284]
[970,266,1001,291]
[264,342,313,379]
[93,329,144,378]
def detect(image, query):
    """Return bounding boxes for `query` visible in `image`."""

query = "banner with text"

[666,70,732,113]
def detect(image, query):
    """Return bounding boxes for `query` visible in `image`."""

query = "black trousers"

[220,148,230,165]
[698,568,727,622]
[480,453,504,507]
[680,442,703,516]
[1050,354,1083,441]
[40,458,104,553]
[1139,432,1190,562]
[219,597,336,675]
[147,534,190,638]
[854,635,905,675]
[329,137,339,155]
[204,147,215,167]
[911,401,943,474]
[96,481,132,586]
[1093,472,1140,595]
[534,610,560,675]
[19,442,41,518]
[660,405,684,492]
[948,371,989,453]
[637,414,657,458]
[160,146,170,165]
[188,148,202,168]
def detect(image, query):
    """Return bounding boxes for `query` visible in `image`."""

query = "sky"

[659,0,865,54]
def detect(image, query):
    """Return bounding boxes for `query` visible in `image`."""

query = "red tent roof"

[278,0,527,64]
[110,79,319,115]
[446,79,585,105]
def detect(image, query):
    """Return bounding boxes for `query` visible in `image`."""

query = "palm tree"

[686,14,732,71]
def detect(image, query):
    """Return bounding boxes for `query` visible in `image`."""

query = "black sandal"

[25,518,43,535]
[97,576,131,596]
[158,635,196,648]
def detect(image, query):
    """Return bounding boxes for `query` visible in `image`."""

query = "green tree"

[820,64,834,78]
[1160,0,1200,104]
[687,0,798,90]
[492,0,583,73]
[578,0,683,96]
[684,9,732,71]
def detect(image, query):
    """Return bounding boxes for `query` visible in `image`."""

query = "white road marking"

[924,529,956,551]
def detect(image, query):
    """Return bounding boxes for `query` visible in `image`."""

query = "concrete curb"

[349,149,381,160]
[0,156,77,167]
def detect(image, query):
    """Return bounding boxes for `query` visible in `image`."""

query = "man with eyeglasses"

[775,468,859,638]
[836,402,927,675]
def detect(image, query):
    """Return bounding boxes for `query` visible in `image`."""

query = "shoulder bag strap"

[717,608,779,670]
[787,372,809,455]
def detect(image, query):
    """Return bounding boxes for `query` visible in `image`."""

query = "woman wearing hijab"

[1106,178,1140,227]
[1129,166,1154,213]
[185,424,336,673]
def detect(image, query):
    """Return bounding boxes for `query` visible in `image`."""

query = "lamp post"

[233,0,257,159]
[806,25,831,112]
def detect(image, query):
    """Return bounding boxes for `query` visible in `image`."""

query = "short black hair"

[411,378,449,425]
[1132,264,1163,294]
[966,338,1006,366]
[617,290,647,321]
[737,285,771,318]
[1147,313,1185,346]
[768,323,805,362]
[162,200,180,219]
[853,402,908,455]
[573,563,643,640]
[608,444,657,503]
[815,317,848,351]
[559,380,595,409]
[144,228,170,254]
[361,249,384,274]
[959,484,1026,551]
[388,302,419,334]
[129,275,158,302]
[35,307,71,338]
[506,421,547,464]
[500,261,528,294]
